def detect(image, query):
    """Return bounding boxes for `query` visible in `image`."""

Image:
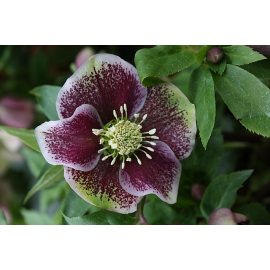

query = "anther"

[111,157,116,165]
[148,129,156,135]
[134,114,139,122]
[126,157,132,162]
[150,136,159,139]
[122,156,125,169]
[137,144,142,149]
[100,138,104,144]
[120,106,123,119]
[92,129,104,135]
[139,114,147,124]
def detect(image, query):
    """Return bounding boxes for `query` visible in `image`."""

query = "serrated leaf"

[134,45,196,86]
[0,125,40,152]
[205,60,219,73]
[241,58,270,79]
[63,188,93,218]
[236,202,270,225]
[21,209,53,225]
[21,147,46,178]
[222,45,266,65]
[200,170,253,219]
[189,65,215,148]
[63,211,137,225]
[212,65,270,137]
[194,45,214,64]
[24,165,64,203]
[30,85,61,120]
[0,210,7,225]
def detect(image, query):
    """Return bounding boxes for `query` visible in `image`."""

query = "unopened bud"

[75,47,95,69]
[191,183,205,201]
[206,47,224,64]
[208,208,249,225]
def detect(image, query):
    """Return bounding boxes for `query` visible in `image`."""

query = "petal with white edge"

[56,53,147,123]
[64,159,142,214]
[35,104,103,171]
[120,141,181,204]
[138,82,196,160]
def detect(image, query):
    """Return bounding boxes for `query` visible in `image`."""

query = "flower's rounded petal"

[119,141,181,204]
[64,159,142,214]
[56,53,147,123]
[35,104,103,171]
[138,82,196,160]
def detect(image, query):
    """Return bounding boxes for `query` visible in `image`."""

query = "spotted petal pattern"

[119,141,181,203]
[64,159,142,214]
[137,82,196,160]
[35,104,103,171]
[56,53,147,123]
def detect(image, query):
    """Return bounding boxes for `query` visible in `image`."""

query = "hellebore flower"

[208,208,249,225]
[35,54,196,213]
[75,47,96,69]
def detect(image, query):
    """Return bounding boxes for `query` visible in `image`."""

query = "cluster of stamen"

[92,104,158,169]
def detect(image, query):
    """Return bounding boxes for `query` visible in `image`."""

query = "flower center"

[92,104,158,169]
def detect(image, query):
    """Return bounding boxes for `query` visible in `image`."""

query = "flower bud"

[0,96,34,129]
[191,183,205,201]
[247,45,270,56]
[208,208,249,225]
[75,47,95,69]
[206,47,224,64]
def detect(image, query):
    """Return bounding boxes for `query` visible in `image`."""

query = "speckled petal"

[64,159,142,214]
[138,82,196,160]
[120,141,181,204]
[56,53,147,123]
[35,104,103,171]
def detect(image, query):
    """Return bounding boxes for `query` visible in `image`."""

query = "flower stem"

[134,196,148,225]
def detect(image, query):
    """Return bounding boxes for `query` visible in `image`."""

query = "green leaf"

[0,125,40,152]
[200,170,253,220]
[241,58,270,79]
[236,203,270,225]
[63,210,137,225]
[189,65,215,148]
[217,58,227,75]
[24,165,64,203]
[194,45,214,64]
[172,207,196,225]
[0,210,7,225]
[63,188,93,218]
[205,60,219,73]
[21,209,53,225]
[21,147,46,178]
[30,85,61,121]
[212,65,270,137]
[222,45,266,65]
[134,45,196,86]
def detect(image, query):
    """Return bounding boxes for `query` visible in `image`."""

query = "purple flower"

[35,54,196,213]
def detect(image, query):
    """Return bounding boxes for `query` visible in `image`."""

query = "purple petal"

[119,141,181,204]
[138,82,196,160]
[56,53,147,123]
[35,104,103,171]
[64,159,142,214]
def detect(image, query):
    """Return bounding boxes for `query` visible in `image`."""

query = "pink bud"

[206,47,224,64]
[191,183,205,201]
[247,45,270,56]
[75,47,96,69]
[208,208,249,225]
[0,96,34,129]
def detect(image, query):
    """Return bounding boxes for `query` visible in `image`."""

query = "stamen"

[111,153,118,165]
[113,110,118,120]
[148,129,156,135]
[102,151,115,161]
[142,146,154,152]
[126,157,131,162]
[144,141,156,146]
[98,147,108,153]
[100,138,104,144]
[124,104,127,118]
[122,156,125,169]
[139,149,152,159]
[133,153,142,165]
[139,114,147,124]
[134,114,139,122]
[120,106,123,119]
[92,129,104,135]
[137,144,142,149]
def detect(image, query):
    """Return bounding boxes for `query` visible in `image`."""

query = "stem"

[134,196,148,225]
